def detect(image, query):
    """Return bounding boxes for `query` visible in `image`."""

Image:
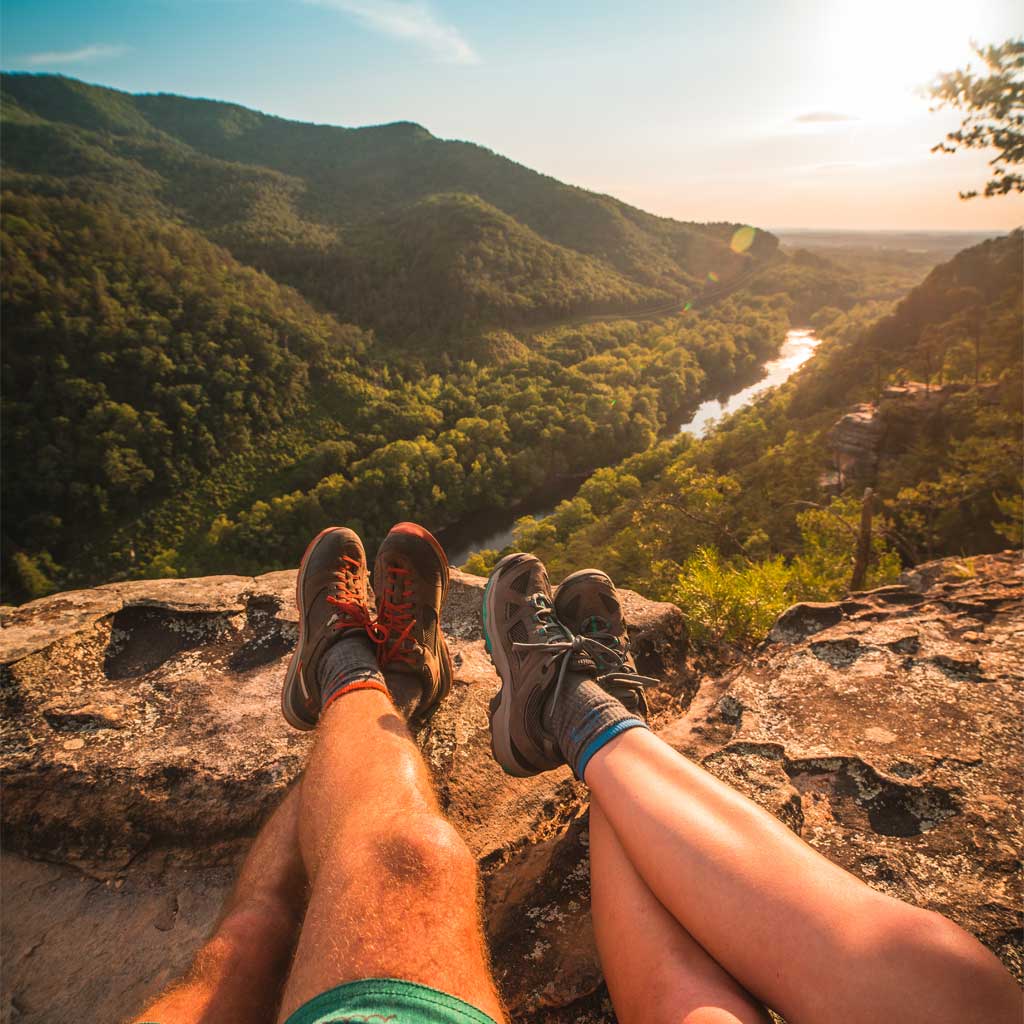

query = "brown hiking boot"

[282,527,383,731]
[373,522,453,725]
[554,569,650,720]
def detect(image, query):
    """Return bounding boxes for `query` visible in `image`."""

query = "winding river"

[443,327,821,565]
[678,328,820,438]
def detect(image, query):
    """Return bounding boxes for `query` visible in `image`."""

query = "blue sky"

[3,0,1022,230]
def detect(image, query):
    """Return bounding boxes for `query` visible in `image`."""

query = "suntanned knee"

[371,814,478,891]
[870,907,1020,1019]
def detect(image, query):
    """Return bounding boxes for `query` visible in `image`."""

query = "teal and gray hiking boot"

[373,522,454,726]
[484,554,656,779]
[282,527,383,731]
[482,553,575,776]
[554,569,650,721]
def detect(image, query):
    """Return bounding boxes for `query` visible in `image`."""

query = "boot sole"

[281,527,366,731]
[482,552,538,777]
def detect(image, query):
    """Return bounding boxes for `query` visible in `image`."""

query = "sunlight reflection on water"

[679,328,820,438]
[448,328,821,564]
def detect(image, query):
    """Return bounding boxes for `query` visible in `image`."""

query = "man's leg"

[590,802,769,1024]
[586,728,1020,1024]
[276,523,505,1024]
[275,689,505,1023]
[130,786,306,1024]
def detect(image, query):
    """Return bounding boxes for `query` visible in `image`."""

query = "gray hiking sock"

[317,632,386,711]
[549,671,648,782]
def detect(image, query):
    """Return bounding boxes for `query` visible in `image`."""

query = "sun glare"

[818,0,980,122]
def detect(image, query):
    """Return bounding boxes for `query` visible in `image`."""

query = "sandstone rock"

[711,551,1023,981]
[768,601,845,643]
[827,402,884,484]
[0,565,684,1021]
[2,554,1020,1023]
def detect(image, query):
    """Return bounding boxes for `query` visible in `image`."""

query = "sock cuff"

[575,717,647,782]
[321,677,390,716]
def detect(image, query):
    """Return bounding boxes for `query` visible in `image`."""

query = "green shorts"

[283,978,500,1024]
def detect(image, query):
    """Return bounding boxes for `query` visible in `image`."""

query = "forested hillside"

[1,73,776,340]
[474,231,1023,647]
[0,74,969,604]
[0,73,811,601]
[0,186,790,595]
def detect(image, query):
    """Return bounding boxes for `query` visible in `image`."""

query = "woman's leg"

[590,801,770,1024]
[586,728,1019,1024]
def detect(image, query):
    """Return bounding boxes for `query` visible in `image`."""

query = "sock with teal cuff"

[318,631,388,714]
[550,673,648,782]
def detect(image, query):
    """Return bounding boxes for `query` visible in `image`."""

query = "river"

[678,328,820,438]
[443,327,821,565]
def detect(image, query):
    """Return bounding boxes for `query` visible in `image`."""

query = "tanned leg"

[129,786,306,1024]
[586,728,1020,1024]
[590,802,770,1024]
[275,690,506,1024]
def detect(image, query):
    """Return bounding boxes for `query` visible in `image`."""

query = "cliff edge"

[1,553,1020,1022]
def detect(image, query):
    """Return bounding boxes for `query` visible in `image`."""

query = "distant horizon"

[2,0,1022,232]
[6,70,1022,239]
[771,226,1012,235]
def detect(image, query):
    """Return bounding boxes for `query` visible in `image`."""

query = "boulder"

[1,553,1020,1022]
[0,566,684,1022]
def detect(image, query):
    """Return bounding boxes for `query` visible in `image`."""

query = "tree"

[928,39,1024,198]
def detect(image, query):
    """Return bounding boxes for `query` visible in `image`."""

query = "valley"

[1,75,1019,623]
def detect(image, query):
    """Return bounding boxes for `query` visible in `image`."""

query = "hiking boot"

[373,523,453,725]
[484,555,657,778]
[554,569,650,720]
[282,527,383,731]
[483,552,585,777]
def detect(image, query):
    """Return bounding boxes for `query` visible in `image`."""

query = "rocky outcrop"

[2,553,1020,1022]
[675,551,1023,988]
[827,402,885,485]
[825,382,1005,492]
[0,568,686,1022]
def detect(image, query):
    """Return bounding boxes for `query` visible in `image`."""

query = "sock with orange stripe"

[318,631,388,714]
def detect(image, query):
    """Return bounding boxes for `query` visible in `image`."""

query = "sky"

[2,0,1022,231]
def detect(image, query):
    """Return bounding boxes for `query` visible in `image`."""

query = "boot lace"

[326,555,386,642]
[512,594,657,716]
[377,565,418,667]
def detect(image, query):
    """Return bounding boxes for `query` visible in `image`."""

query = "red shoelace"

[376,565,418,667]
[327,555,387,643]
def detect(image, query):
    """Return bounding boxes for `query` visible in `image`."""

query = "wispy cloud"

[798,155,924,175]
[25,44,129,66]
[794,111,859,124]
[302,0,478,64]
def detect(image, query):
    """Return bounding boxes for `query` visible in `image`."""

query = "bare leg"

[130,787,306,1024]
[590,802,770,1024]
[276,690,506,1023]
[586,728,1020,1024]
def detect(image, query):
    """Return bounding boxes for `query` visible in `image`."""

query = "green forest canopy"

[3,74,1017,618]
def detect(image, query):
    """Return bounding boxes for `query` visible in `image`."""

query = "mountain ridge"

[1,72,777,338]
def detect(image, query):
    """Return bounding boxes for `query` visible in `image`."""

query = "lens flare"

[707,271,719,283]
[730,225,756,254]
